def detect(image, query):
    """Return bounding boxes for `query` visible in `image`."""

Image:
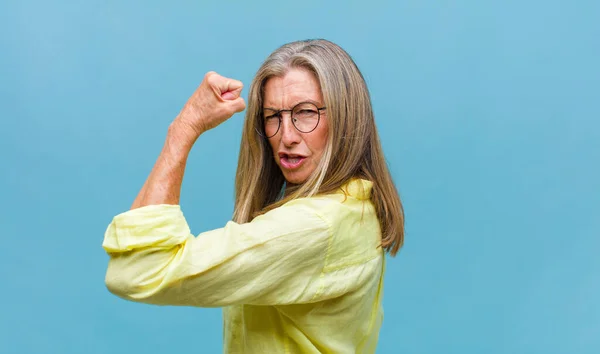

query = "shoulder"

[280,179,383,270]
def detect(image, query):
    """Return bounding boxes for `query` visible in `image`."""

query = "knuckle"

[204,71,218,84]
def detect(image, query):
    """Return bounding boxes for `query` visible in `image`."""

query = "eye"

[264,113,281,122]
[292,102,320,118]
[295,109,318,119]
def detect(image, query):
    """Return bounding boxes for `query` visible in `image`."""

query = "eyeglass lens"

[263,102,321,138]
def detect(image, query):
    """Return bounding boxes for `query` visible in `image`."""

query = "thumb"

[220,78,243,100]
[221,91,237,100]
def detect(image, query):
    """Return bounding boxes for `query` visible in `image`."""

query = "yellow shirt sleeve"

[102,200,338,307]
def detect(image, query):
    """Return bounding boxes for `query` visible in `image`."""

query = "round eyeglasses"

[258,101,326,138]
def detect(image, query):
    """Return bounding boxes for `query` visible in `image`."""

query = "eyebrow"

[263,99,323,111]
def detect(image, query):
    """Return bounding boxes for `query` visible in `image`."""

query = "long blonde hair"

[233,39,405,256]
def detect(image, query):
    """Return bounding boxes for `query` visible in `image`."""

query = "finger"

[206,72,237,89]
[220,81,243,100]
[206,71,228,92]
[228,97,246,113]
[222,79,243,98]
[221,91,237,100]
[225,78,243,92]
[208,76,242,101]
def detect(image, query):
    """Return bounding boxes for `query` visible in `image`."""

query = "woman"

[103,39,405,353]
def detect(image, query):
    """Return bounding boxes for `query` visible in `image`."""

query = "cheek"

[306,126,329,157]
[315,120,329,152]
[267,136,280,156]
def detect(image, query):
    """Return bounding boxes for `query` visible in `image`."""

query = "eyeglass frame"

[256,101,327,138]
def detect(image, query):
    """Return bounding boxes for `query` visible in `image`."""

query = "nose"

[279,113,301,146]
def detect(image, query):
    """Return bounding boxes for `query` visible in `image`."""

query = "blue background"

[1,1,598,353]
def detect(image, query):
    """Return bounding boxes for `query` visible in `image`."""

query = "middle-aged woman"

[102,39,405,353]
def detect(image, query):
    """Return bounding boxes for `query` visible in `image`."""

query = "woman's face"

[263,67,329,185]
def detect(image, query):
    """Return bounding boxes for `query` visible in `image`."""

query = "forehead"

[263,67,323,109]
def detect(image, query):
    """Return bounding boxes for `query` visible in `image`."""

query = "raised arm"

[130,71,246,209]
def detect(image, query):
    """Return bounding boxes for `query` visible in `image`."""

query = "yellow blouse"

[102,178,386,353]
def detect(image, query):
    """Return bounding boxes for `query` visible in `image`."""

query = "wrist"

[165,121,198,158]
[173,107,207,137]
[169,117,202,142]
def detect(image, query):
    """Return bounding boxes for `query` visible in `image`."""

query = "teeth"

[288,157,299,163]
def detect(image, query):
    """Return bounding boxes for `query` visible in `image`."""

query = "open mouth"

[279,153,307,170]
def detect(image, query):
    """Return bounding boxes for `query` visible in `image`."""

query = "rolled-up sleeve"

[102,201,334,307]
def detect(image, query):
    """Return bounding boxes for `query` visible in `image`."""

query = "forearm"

[131,121,198,209]
[128,71,244,210]
[130,176,149,209]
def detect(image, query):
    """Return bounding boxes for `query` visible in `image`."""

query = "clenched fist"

[173,71,246,139]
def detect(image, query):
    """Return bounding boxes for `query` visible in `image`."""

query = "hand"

[173,71,246,139]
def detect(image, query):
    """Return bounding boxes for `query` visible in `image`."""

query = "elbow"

[104,261,138,300]
[104,256,163,303]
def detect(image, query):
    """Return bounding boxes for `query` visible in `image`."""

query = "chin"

[282,170,310,185]
[283,175,307,185]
